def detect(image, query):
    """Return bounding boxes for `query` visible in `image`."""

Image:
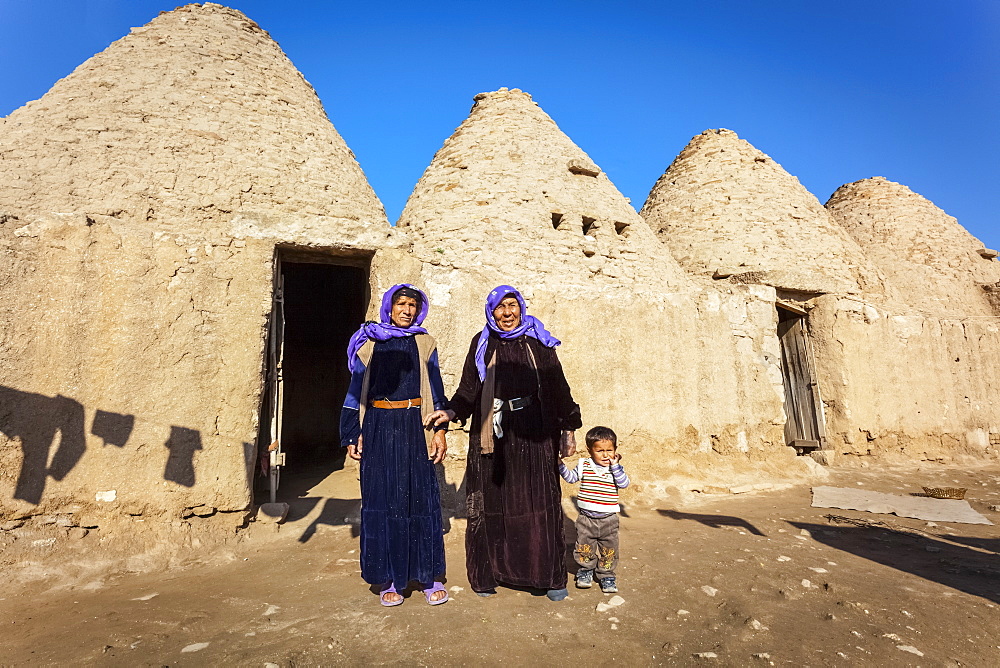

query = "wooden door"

[777,306,824,452]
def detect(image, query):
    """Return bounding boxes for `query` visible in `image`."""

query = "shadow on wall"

[789,520,1000,605]
[0,384,214,506]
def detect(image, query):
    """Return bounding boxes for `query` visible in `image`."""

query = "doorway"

[256,251,370,504]
[777,303,825,454]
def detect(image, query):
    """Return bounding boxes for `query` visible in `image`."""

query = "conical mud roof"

[640,129,883,296]
[398,88,688,291]
[827,177,1000,316]
[0,3,386,237]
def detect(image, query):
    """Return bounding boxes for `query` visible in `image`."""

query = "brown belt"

[370,398,422,409]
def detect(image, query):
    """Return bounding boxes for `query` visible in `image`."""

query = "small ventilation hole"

[582,216,596,235]
[614,222,629,235]
[551,213,563,230]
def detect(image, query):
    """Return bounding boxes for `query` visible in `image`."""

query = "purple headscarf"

[346,284,429,372]
[475,285,560,380]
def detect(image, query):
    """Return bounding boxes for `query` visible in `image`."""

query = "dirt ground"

[1,463,998,667]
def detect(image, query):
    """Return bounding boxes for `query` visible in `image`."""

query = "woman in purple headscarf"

[341,284,449,606]
[426,285,581,601]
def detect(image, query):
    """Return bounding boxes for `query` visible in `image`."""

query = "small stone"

[693,652,718,659]
[753,653,771,660]
[677,609,690,616]
[701,585,718,597]
[265,663,280,668]
[896,645,924,657]
[746,618,769,631]
[925,522,938,527]
[567,158,600,177]
[801,579,812,588]
[825,613,837,620]
[67,527,89,540]
[181,642,210,653]
[777,556,791,562]
[0,520,26,531]
[799,529,811,537]
[729,484,754,494]
[808,567,828,573]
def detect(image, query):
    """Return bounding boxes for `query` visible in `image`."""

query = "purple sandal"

[422,582,449,606]
[379,583,403,607]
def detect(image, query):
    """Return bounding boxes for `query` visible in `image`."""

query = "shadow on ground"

[657,508,766,536]
[790,519,1000,604]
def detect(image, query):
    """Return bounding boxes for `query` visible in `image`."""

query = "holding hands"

[424,409,454,464]
[348,425,449,464]
[424,408,456,428]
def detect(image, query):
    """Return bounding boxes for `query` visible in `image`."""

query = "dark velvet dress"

[449,333,582,592]
[340,336,447,590]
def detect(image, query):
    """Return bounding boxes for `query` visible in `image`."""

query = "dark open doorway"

[256,251,370,505]
[777,302,825,455]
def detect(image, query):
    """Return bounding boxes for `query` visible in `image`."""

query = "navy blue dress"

[340,335,447,590]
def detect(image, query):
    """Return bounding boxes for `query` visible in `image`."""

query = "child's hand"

[610,453,622,465]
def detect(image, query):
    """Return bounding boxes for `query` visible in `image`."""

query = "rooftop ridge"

[398,89,689,292]
[0,3,388,237]
[827,177,1000,316]
[640,129,886,296]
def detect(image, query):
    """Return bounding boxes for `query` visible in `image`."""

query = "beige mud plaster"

[640,129,889,298]
[827,177,1000,317]
[400,90,818,498]
[0,3,391,523]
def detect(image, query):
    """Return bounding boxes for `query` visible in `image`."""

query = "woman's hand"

[424,409,456,428]
[430,429,447,464]
[559,430,577,458]
[347,435,363,461]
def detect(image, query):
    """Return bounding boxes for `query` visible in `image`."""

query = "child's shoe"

[599,576,618,593]
[575,569,594,589]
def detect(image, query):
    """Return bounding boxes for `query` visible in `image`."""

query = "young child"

[559,426,630,593]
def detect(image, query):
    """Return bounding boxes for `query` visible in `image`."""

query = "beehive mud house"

[2,4,998,531]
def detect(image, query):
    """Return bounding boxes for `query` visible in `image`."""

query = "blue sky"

[1,1,997,250]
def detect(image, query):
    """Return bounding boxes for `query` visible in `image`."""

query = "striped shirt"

[559,458,630,515]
